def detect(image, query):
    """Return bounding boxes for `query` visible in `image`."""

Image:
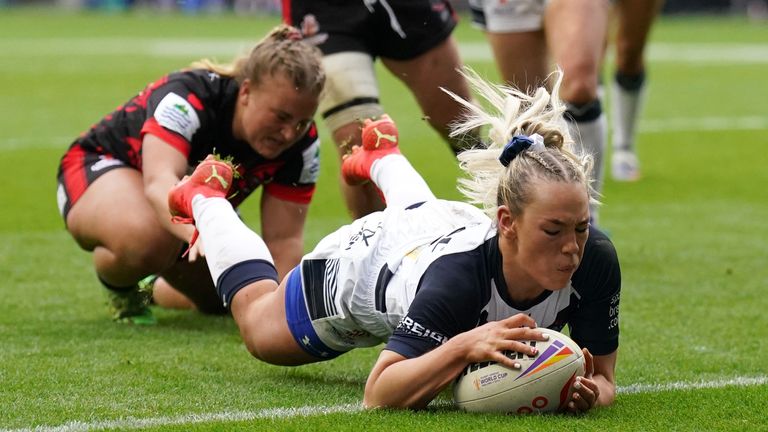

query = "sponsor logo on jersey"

[345,220,382,250]
[299,139,320,184]
[90,155,125,172]
[396,316,447,345]
[299,14,329,45]
[154,92,201,141]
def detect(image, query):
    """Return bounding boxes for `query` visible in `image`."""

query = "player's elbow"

[362,392,428,411]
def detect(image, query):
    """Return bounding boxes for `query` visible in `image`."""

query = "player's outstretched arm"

[142,134,196,243]
[363,314,547,409]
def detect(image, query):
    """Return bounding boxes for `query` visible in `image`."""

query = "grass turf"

[1,8,766,431]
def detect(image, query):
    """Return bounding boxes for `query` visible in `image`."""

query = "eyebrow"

[544,218,590,226]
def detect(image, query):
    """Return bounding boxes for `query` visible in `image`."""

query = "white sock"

[191,195,274,283]
[567,113,607,220]
[370,154,436,208]
[611,78,646,153]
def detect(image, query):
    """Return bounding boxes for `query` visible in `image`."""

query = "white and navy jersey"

[59,69,320,208]
[386,224,620,358]
[297,199,620,357]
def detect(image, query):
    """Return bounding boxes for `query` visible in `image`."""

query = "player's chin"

[544,273,572,291]
[254,139,288,159]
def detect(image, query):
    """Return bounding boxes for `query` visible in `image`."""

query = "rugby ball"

[453,328,585,414]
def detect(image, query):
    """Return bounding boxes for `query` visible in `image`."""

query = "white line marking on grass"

[617,375,768,395]
[1,115,765,153]
[3,376,766,432]
[2,404,363,432]
[458,42,768,64]
[639,115,768,133]
[4,39,768,64]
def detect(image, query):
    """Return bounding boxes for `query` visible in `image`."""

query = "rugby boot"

[105,278,156,325]
[168,155,235,254]
[342,114,401,185]
[168,155,234,224]
[611,150,641,182]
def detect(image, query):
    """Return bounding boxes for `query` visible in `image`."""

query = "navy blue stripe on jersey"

[216,259,278,309]
[429,226,466,253]
[285,268,344,359]
[405,201,426,210]
[301,258,339,320]
[374,264,394,313]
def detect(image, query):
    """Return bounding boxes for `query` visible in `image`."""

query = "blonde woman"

[57,25,324,323]
[168,70,619,412]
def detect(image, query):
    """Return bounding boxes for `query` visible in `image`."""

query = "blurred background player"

[167,71,619,411]
[469,0,609,221]
[609,0,664,181]
[56,25,324,323]
[284,0,478,218]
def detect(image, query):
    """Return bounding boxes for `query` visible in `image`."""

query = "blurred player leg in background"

[610,0,664,181]
[286,0,476,218]
[470,0,609,222]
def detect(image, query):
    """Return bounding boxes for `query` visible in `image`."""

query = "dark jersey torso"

[67,69,320,206]
[386,227,621,358]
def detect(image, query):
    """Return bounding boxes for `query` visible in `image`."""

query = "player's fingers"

[582,348,595,378]
[500,313,537,329]
[489,351,522,370]
[564,390,590,414]
[504,327,549,343]
[566,377,599,414]
[497,339,538,357]
[188,240,204,262]
[576,376,600,404]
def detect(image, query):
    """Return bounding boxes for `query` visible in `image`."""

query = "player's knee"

[240,327,286,365]
[561,76,600,106]
[111,236,180,274]
[320,52,384,135]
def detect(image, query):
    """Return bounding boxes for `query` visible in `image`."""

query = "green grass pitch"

[0,8,766,431]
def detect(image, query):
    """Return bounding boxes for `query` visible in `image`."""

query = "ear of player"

[453,328,585,414]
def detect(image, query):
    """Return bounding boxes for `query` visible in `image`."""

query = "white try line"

[459,42,768,64]
[3,375,766,432]
[2,39,768,64]
[2,115,766,152]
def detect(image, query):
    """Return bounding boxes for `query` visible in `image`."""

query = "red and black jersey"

[63,69,320,208]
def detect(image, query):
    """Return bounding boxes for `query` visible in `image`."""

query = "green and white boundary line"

[4,375,766,432]
[2,115,767,152]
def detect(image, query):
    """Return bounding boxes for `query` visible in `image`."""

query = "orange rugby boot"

[168,155,235,224]
[342,114,402,185]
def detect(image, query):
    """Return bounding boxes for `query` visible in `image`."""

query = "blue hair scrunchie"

[499,135,534,167]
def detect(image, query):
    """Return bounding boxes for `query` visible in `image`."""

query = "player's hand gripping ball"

[453,328,585,414]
